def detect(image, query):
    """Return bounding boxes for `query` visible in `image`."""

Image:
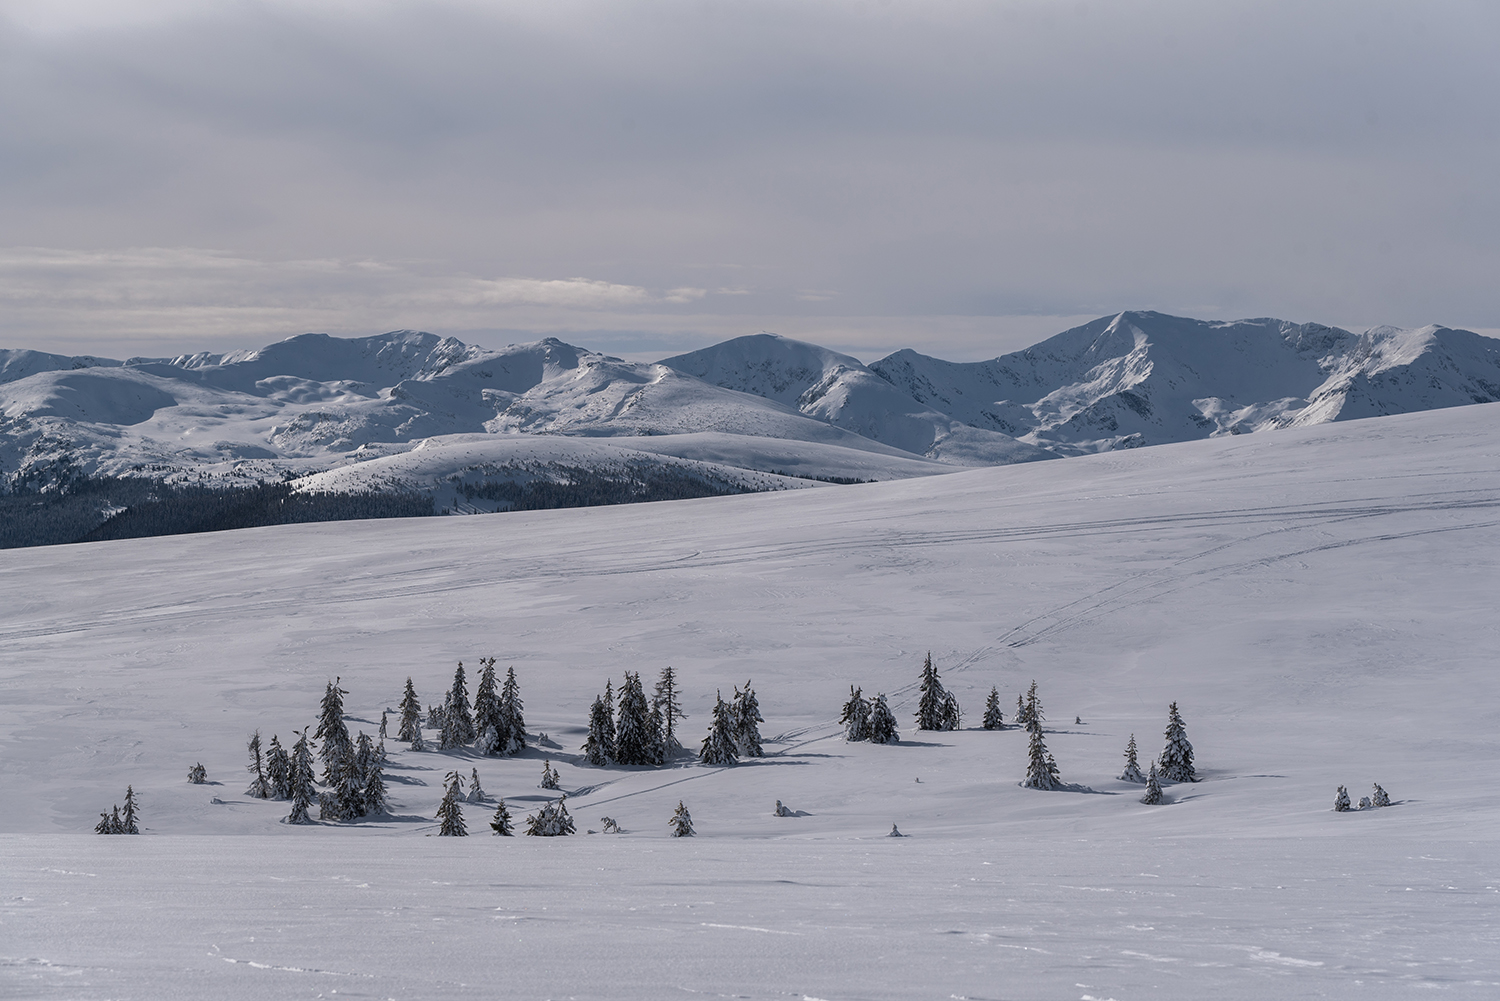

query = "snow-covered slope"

[871,310,1500,454]
[1,402,1497,998]
[660,333,1053,465]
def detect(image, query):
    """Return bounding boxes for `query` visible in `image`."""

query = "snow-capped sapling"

[1141,765,1163,805]
[1372,783,1391,808]
[1333,785,1351,812]
[437,772,467,836]
[982,687,1004,730]
[467,767,485,803]
[539,760,560,790]
[670,800,694,837]
[1119,734,1145,783]
[188,762,207,784]
[490,799,514,836]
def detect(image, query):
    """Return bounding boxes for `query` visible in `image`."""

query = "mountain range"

[2,310,1497,538]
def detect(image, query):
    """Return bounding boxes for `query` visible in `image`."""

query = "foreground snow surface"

[3,403,1499,998]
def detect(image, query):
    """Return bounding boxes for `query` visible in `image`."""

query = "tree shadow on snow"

[384,774,428,785]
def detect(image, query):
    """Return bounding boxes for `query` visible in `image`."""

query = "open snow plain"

[3,403,1499,999]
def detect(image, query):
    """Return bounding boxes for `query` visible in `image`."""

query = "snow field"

[2,402,1499,997]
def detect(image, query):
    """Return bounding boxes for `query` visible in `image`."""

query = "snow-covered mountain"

[869,311,1500,454]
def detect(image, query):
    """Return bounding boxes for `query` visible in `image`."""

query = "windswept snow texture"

[2,403,1499,998]
[871,310,1500,455]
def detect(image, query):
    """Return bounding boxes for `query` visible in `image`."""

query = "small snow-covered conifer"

[437,771,467,836]
[602,678,618,754]
[841,685,871,741]
[426,702,445,730]
[286,729,316,824]
[1015,692,1029,730]
[398,678,422,743]
[362,749,388,816]
[467,767,486,804]
[490,799,514,835]
[868,693,900,744]
[1333,785,1351,812]
[1358,795,1372,810]
[109,805,124,833]
[525,796,575,836]
[941,691,962,731]
[266,735,290,799]
[915,653,958,731]
[1158,702,1196,782]
[582,695,613,766]
[982,687,1004,730]
[1372,783,1391,808]
[1021,725,1062,790]
[730,681,764,758]
[95,811,115,834]
[246,730,271,798]
[472,657,501,753]
[410,725,426,752]
[441,663,477,748]
[669,800,694,837]
[1141,765,1162,804]
[652,666,687,752]
[539,760,560,790]
[1119,734,1146,783]
[697,691,739,766]
[188,763,207,784]
[379,711,388,741]
[122,785,139,834]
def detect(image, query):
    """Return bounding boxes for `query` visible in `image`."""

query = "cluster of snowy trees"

[581,668,685,767]
[403,659,527,756]
[94,785,140,834]
[840,686,899,743]
[1334,783,1392,812]
[698,683,763,765]
[1118,702,1196,804]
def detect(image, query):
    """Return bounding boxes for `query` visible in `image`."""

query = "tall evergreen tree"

[122,785,140,834]
[472,657,502,754]
[602,679,618,755]
[841,685,872,741]
[582,694,613,765]
[941,690,962,731]
[915,653,959,731]
[286,729,316,824]
[652,666,687,751]
[1022,724,1063,790]
[266,735,291,799]
[490,799,514,835]
[441,662,477,748]
[362,737,388,817]
[868,693,900,744]
[397,677,422,743]
[614,672,658,765]
[497,667,526,755]
[246,730,271,798]
[730,681,765,758]
[669,800,694,837]
[982,687,1004,730]
[698,691,739,765]
[1022,680,1044,733]
[1158,702,1196,782]
[1015,692,1029,730]
[314,679,355,816]
[437,772,467,835]
[1141,765,1163,804]
[1119,734,1146,783]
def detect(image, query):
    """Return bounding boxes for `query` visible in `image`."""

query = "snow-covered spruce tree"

[1021,724,1062,790]
[362,744,388,817]
[397,677,422,743]
[841,686,871,741]
[440,662,477,749]
[1333,785,1351,812]
[1022,680,1044,733]
[95,811,116,834]
[868,693,900,744]
[539,760,560,790]
[525,796,575,836]
[246,730,271,798]
[652,666,687,752]
[497,667,526,755]
[1015,692,1029,730]
[615,672,660,765]
[914,653,957,731]
[1141,765,1163,804]
[187,763,207,784]
[266,735,290,799]
[379,711,388,741]
[1358,795,1372,810]
[286,729,316,824]
[109,805,124,832]
[582,694,613,766]
[698,691,739,766]
[472,657,502,754]
[1119,734,1146,783]
[982,687,1004,730]
[602,679,618,756]
[1157,702,1196,782]
[426,702,445,731]
[1372,783,1391,808]
[437,772,467,836]
[730,681,764,758]
[122,785,140,834]
[467,767,486,804]
[669,800,694,837]
[349,731,380,816]
[486,799,512,835]
[314,678,356,818]
[941,691,962,731]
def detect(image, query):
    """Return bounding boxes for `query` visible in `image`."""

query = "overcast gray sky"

[2,0,1497,362]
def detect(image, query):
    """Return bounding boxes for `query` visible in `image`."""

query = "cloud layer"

[1,0,1497,359]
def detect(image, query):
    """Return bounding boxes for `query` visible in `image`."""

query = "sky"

[1,0,1497,363]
